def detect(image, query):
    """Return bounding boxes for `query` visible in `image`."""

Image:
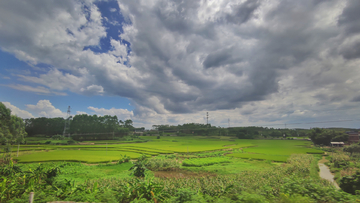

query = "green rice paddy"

[12,136,323,163]
[182,157,231,167]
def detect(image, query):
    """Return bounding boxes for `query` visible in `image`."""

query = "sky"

[1,0,360,129]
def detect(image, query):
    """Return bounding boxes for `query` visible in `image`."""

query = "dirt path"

[318,156,340,189]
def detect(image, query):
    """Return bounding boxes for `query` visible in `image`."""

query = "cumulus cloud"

[26,100,67,118]
[80,84,104,96]
[76,111,88,115]
[1,0,360,127]
[88,106,133,121]
[2,102,34,118]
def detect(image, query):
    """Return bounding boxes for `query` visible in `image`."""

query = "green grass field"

[16,150,145,163]
[182,157,231,167]
[13,136,323,163]
[227,153,289,162]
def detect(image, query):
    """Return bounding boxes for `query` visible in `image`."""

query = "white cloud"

[88,106,133,121]
[80,84,104,96]
[7,84,67,96]
[2,102,34,118]
[16,69,90,92]
[1,0,360,129]
[76,111,88,115]
[26,100,67,118]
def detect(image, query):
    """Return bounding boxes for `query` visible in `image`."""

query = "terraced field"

[12,136,323,163]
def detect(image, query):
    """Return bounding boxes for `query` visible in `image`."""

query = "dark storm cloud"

[338,0,360,36]
[203,46,242,69]
[115,0,354,114]
[351,95,360,102]
[337,0,360,60]
[225,0,260,25]
[339,42,360,60]
[1,0,360,120]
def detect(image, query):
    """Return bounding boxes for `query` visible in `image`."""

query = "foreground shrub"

[340,171,360,194]
[118,155,130,164]
[129,161,148,177]
[330,153,350,168]
[144,158,180,171]
[4,155,358,202]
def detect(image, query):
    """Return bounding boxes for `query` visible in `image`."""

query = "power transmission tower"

[206,112,209,126]
[63,106,71,137]
[228,119,230,128]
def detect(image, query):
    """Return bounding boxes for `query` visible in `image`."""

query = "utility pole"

[206,112,209,126]
[63,106,71,137]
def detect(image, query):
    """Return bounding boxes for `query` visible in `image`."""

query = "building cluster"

[331,131,360,147]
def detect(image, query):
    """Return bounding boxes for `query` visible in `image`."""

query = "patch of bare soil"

[154,170,217,178]
[318,156,329,164]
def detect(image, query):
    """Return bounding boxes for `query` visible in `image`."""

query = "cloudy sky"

[1,0,360,129]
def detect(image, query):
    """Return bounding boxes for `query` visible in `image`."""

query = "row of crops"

[5,137,324,163]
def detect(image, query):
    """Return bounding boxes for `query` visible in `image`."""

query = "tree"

[0,102,11,143]
[0,102,27,145]
[309,128,333,145]
[0,102,27,163]
[332,132,349,142]
[343,144,360,156]
[124,119,134,130]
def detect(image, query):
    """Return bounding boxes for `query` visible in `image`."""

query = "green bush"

[52,135,65,140]
[330,153,350,168]
[171,188,196,202]
[144,158,180,171]
[340,171,360,194]
[118,155,130,164]
[129,161,147,177]
[67,140,76,145]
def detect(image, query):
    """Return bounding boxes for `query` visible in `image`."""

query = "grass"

[56,162,134,183]
[227,153,289,162]
[182,158,276,174]
[16,150,145,163]
[241,139,323,155]
[13,136,323,163]
[18,162,135,184]
[182,157,231,167]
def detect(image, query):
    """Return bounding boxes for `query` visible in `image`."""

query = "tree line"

[152,123,356,144]
[309,128,350,145]
[24,114,134,140]
[152,123,312,138]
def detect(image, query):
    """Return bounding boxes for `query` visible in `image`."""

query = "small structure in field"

[330,142,344,147]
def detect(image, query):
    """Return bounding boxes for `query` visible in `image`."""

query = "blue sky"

[0,1,134,121]
[1,0,360,129]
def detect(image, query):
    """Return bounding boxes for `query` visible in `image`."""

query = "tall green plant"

[129,161,147,177]
[0,102,27,163]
